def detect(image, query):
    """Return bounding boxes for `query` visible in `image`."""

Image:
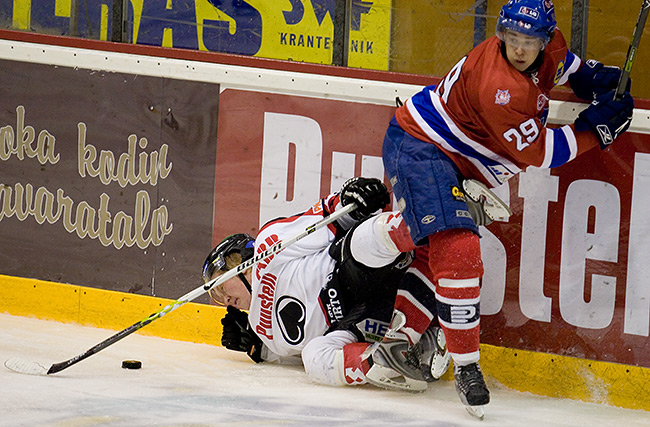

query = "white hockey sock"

[349,213,402,268]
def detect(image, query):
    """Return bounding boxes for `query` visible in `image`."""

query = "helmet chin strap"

[238,272,252,293]
[525,50,545,74]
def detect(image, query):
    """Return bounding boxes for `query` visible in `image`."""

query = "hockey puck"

[121,360,142,369]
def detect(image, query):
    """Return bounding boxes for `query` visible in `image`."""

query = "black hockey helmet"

[202,233,255,283]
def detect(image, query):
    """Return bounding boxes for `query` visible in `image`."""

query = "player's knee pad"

[428,228,483,282]
[347,212,414,268]
[383,211,417,253]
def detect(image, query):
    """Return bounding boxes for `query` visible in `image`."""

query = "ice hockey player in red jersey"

[203,177,452,389]
[377,0,634,418]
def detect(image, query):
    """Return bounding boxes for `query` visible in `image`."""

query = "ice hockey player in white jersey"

[202,177,451,388]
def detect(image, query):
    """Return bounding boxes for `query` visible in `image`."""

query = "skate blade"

[4,357,49,376]
[429,351,451,380]
[464,405,485,420]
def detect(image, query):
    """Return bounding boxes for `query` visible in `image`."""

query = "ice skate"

[365,311,428,392]
[462,179,512,222]
[454,362,490,420]
[416,325,451,381]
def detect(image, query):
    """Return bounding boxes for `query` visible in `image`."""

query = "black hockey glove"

[340,177,390,221]
[569,60,631,100]
[221,306,264,363]
[574,90,634,149]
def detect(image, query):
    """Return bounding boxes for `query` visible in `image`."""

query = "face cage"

[208,285,227,307]
[496,29,547,53]
[496,19,550,50]
[205,271,252,307]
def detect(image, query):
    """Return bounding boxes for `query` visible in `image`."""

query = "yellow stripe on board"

[480,344,650,412]
[1,274,648,412]
[0,274,225,345]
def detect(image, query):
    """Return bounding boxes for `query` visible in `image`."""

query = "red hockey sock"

[390,248,435,345]
[340,342,372,385]
[428,229,483,365]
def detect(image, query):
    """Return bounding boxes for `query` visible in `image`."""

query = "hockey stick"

[615,0,650,100]
[5,202,357,376]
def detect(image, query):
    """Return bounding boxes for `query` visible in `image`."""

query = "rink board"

[0,274,226,345]
[2,273,650,412]
[1,30,650,413]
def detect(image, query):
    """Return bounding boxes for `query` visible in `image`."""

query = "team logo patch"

[543,0,554,13]
[438,301,480,326]
[451,185,466,201]
[276,296,306,345]
[495,89,511,105]
[421,215,436,224]
[597,125,614,145]
[553,61,565,84]
[519,6,539,19]
[537,93,549,111]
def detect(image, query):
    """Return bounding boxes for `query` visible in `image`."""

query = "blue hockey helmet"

[496,0,557,49]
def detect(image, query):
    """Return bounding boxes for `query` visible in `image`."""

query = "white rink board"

[1,314,648,427]
[0,38,649,134]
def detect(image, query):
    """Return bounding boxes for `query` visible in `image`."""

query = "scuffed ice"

[1,313,648,427]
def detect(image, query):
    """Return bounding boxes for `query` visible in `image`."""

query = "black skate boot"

[454,362,490,419]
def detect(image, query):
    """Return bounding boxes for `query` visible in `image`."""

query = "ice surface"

[1,313,648,426]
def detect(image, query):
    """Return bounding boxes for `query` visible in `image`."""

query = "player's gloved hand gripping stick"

[4,202,358,376]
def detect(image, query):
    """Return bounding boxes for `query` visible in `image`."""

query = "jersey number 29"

[437,56,540,152]
[503,119,540,151]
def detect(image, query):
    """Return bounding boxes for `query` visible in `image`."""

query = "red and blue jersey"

[395,29,600,188]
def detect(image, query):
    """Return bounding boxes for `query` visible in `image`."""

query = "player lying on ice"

[203,176,505,397]
[377,0,634,419]
[203,177,451,388]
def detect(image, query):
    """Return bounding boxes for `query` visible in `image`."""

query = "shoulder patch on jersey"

[553,61,565,84]
[537,93,549,111]
[495,89,511,105]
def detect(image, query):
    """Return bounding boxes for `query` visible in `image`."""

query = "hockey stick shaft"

[615,0,650,100]
[46,202,357,374]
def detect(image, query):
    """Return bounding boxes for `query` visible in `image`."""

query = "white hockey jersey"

[248,194,349,361]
